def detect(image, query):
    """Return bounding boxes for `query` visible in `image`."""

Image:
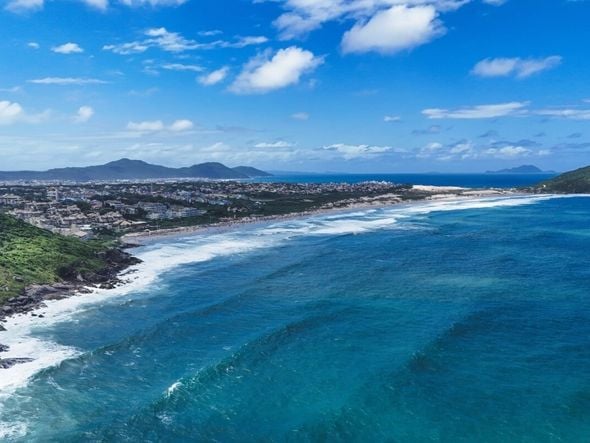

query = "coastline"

[122,187,515,244]
[0,187,524,372]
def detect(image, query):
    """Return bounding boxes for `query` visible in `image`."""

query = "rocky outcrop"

[0,247,141,322]
[0,358,34,369]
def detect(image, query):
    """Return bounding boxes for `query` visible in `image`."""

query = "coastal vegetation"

[0,214,113,303]
[538,165,590,193]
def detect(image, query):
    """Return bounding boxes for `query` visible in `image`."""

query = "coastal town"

[0,179,436,239]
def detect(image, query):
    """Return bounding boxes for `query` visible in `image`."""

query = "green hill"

[0,214,115,303]
[538,165,590,193]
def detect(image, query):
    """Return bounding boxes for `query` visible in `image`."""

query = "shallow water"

[1,195,589,442]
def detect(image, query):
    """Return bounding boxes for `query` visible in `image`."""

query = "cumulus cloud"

[52,42,84,54]
[74,106,94,123]
[230,47,323,94]
[423,102,528,119]
[270,0,468,40]
[342,5,444,55]
[27,42,40,49]
[0,101,24,125]
[0,100,49,125]
[384,115,401,122]
[198,67,230,86]
[29,77,108,85]
[169,119,194,131]
[471,56,562,78]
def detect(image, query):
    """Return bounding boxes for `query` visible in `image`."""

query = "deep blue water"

[256,173,556,188]
[1,195,590,442]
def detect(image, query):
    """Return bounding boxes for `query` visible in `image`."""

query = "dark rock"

[0,358,34,369]
[0,324,6,331]
[0,344,9,352]
[1,247,141,322]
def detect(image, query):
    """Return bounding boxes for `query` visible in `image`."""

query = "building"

[0,194,23,206]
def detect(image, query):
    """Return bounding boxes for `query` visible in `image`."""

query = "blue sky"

[1,0,590,173]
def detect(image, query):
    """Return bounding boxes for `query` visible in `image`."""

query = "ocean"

[256,172,556,188]
[1,191,589,441]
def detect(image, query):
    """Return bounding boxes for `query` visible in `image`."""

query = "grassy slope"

[540,165,590,193]
[0,214,108,303]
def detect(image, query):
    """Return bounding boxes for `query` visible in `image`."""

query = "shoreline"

[0,187,525,370]
[122,187,516,244]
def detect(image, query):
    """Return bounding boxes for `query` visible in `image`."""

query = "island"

[486,165,556,174]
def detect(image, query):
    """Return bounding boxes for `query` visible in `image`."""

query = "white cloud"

[342,5,444,55]
[169,119,194,131]
[29,77,108,85]
[127,120,165,131]
[323,143,394,160]
[198,67,230,86]
[82,0,108,9]
[27,42,40,49]
[254,141,294,148]
[291,112,309,120]
[0,101,24,125]
[118,0,187,6]
[535,108,590,120]
[472,56,562,78]
[267,0,499,42]
[417,141,443,158]
[127,119,194,132]
[104,28,268,55]
[230,47,323,94]
[484,145,531,159]
[226,36,269,48]
[423,102,528,119]
[5,0,43,12]
[161,63,204,72]
[7,0,187,12]
[104,28,198,54]
[0,86,22,93]
[52,42,84,54]
[0,100,49,125]
[74,106,94,123]
[384,115,401,122]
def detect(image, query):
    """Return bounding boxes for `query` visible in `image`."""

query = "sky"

[1,0,590,173]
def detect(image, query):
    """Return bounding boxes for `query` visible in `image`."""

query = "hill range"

[0,159,272,182]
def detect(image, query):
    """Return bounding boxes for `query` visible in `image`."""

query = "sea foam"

[0,194,578,403]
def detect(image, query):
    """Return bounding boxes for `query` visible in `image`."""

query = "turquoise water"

[1,195,590,442]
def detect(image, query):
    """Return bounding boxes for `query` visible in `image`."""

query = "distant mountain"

[0,159,272,182]
[486,165,555,174]
[232,166,273,177]
[538,165,590,193]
